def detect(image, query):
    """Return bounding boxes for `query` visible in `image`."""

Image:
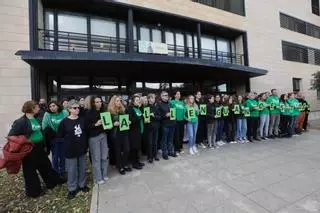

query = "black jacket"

[8,115,33,138]
[145,103,161,129]
[196,99,206,123]
[157,100,176,127]
[128,105,143,149]
[206,103,215,124]
[85,109,106,138]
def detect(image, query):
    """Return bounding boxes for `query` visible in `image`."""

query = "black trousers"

[22,143,59,197]
[174,121,184,152]
[112,132,130,170]
[247,117,259,139]
[196,118,207,144]
[147,125,159,160]
[303,112,309,130]
[226,118,236,142]
[280,115,290,136]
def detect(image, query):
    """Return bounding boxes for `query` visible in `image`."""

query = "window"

[175,33,185,57]
[44,11,54,50]
[201,35,215,60]
[292,78,301,92]
[152,29,162,42]
[140,27,150,41]
[217,38,231,63]
[91,18,117,53]
[282,41,320,66]
[312,0,320,16]
[192,0,245,16]
[60,76,90,93]
[280,13,320,39]
[165,31,174,55]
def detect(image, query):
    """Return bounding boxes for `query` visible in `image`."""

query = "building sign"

[138,40,168,55]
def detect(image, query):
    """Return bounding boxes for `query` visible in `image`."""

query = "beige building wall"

[0,0,30,146]
[117,0,320,113]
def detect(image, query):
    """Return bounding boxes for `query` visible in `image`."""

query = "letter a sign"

[119,114,130,131]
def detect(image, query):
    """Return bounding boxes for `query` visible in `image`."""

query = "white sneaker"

[97,180,105,185]
[220,141,226,145]
[230,141,237,144]
[210,146,215,150]
[200,143,207,149]
[193,146,199,153]
[180,150,185,154]
[189,148,195,155]
[176,152,180,156]
[103,177,109,181]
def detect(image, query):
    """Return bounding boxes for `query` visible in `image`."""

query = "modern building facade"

[0,0,319,142]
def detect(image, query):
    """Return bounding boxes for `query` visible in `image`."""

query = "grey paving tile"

[247,188,290,212]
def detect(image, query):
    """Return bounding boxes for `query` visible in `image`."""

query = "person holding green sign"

[303,97,310,131]
[158,91,177,160]
[279,94,291,137]
[266,89,281,139]
[195,91,207,149]
[85,96,109,185]
[215,95,225,146]
[258,93,270,140]
[235,95,248,143]
[206,95,218,149]
[287,92,300,136]
[245,92,260,142]
[145,93,161,163]
[225,96,236,144]
[170,91,186,155]
[107,95,131,175]
[127,95,145,170]
[185,95,199,155]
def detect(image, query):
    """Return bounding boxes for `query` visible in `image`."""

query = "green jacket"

[245,99,259,117]
[170,100,185,121]
[266,96,280,114]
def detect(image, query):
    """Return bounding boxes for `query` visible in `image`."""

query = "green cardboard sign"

[187,107,196,120]
[119,114,130,131]
[215,107,222,118]
[270,102,275,111]
[170,108,176,120]
[223,106,229,117]
[290,105,294,112]
[279,103,285,113]
[100,112,113,130]
[143,107,150,123]
[233,104,240,115]
[200,104,207,115]
[244,107,250,117]
[258,102,264,111]
[298,103,304,112]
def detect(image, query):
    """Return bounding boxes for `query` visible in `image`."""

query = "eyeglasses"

[49,105,57,108]
[72,107,80,110]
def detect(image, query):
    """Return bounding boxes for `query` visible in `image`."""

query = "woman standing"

[128,95,145,169]
[58,100,89,199]
[42,101,69,179]
[258,93,270,140]
[245,92,260,142]
[185,95,199,155]
[235,95,248,143]
[279,94,290,137]
[8,101,59,197]
[85,96,109,184]
[226,96,236,143]
[287,93,300,136]
[215,95,224,146]
[107,95,132,175]
[206,95,217,149]
[171,91,186,155]
[195,91,207,148]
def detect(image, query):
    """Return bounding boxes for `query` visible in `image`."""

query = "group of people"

[7,88,310,200]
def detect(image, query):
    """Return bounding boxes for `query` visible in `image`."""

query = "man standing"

[37,98,47,123]
[267,89,280,138]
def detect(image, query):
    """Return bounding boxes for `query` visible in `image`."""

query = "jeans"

[51,138,66,175]
[207,121,218,147]
[289,116,298,136]
[259,114,270,137]
[236,118,247,140]
[161,126,175,156]
[187,122,198,148]
[226,119,236,142]
[269,114,280,136]
[66,154,86,192]
[247,117,259,139]
[280,115,290,136]
[174,121,185,152]
[89,133,109,183]
[216,120,224,141]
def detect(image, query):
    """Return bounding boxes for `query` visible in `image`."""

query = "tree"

[310,71,320,90]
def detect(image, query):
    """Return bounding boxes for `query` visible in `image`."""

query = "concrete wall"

[116,0,320,111]
[0,0,30,146]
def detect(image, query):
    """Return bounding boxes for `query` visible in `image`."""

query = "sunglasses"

[71,107,80,110]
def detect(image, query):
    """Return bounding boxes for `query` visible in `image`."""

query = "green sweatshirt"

[42,110,69,132]
[170,100,185,121]
[258,101,270,115]
[245,99,259,117]
[185,105,199,123]
[29,118,44,143]
[280,101,290,116]
[266,96,280,114]
[287,99,300,116]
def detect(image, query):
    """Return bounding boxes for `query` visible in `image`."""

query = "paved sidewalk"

[92,130,320,213]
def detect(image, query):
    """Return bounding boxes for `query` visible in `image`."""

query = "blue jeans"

[161,126,175,156]
[187,122,198,148]
[216,120,224,141]
[236,118,247,140]
[51,138,66,175]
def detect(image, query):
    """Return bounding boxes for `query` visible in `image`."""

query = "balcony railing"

[38,29,244,65]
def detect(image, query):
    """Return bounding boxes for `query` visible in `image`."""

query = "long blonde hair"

[107,95,125,115]
[84,95,92,110]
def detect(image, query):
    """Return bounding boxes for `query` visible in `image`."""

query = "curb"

[90,184,99,213]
